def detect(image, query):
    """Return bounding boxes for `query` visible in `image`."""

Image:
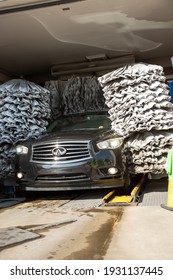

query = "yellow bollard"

[167,178,173,207]
[161,177,173,211]
[161,148,173,211]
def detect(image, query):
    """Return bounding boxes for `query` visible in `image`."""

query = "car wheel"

[123,172,133,194]
[124,172,143,194]
[124,172,142,194]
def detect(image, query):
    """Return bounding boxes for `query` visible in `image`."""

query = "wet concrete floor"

[0,179,173,260]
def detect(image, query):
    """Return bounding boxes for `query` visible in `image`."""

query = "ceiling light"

[171,57,173,68]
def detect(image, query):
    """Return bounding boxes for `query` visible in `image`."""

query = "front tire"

[124,172,142,194]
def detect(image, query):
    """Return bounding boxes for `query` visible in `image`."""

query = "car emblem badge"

[52,147,67,156]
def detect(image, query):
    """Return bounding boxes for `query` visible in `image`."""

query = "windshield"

[47,114,111,132]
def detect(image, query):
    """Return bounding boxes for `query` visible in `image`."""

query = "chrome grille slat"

[32,141,91,163]
[67,148,88,150]
[34,143,87,148]
[66,152,89,155]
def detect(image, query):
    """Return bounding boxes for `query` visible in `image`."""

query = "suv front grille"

[31,141,91,163]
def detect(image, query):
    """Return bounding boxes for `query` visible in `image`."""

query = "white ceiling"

[0,0,173,79]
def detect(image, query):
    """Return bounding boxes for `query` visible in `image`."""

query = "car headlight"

[97,138,123,149]
[16,145,28,154]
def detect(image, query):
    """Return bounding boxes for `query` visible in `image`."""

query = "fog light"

[108,167,118,175]
[17,172,23,179]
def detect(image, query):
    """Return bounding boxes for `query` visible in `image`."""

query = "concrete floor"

[104,205,173,260]
[104,178,173,259]
[0,177,173,260]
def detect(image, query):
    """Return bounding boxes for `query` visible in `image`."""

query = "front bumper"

[15,149,125,191]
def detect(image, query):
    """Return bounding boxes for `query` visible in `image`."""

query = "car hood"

[32,129,114,144]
